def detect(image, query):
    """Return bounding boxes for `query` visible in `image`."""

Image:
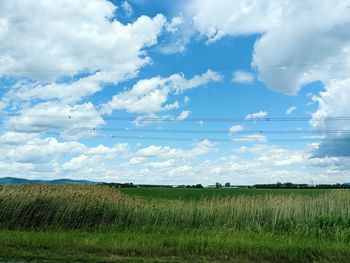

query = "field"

[120,187,330,200]
[0,185,349,262]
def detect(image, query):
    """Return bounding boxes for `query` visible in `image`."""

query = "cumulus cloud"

[176,110,191,121]
[310,78,350,157]
[159,14,193,54]
[0,131,347,184]
[136,140,216,159]
[1,137,85,164]
[0,0,172,147]
[245,111,268,120]
[129,157,145,165]
[285,106,297,115]
[188,0,350,93]
[145,159,175,169]
[187,0,350,157]
[132,111,191,127]
[229,125,244,134]
[188,0,281,42]
[232,70,255,84]
[62,143,129,171]
[166,17,184,33]
[2,72,112,106]
[101,70,222,114]
[121,1,134,18]
[0,0,166,82]
[5,102,104,139]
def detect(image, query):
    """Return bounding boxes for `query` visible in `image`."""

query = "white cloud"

[188,0,350,94]
[2,137,84,164]
[5,102,104,139]
[232,134,267,143]
[121,1,134,18]
[159,14,193,54]
[85,143,128,157]
[0,0,173,154]
[133,110,190,127]
[232,70,254,84]
[0,0,166,82]
[166,17,184,33]
[163,101,180,111]
[0,132,348,184]
[186,0,350,158]
[245,111,268,120]
[101,70,222,114]
[145,159,175,169]
[177,110,191,121]
[0,132,39,146]
[158,38,189,54]
[285,106,297,115]
[2,72,113,105]
[62,143,128,171]
[136,145,182,158]
[136,139,216,159]
[229,125,244,133]
[188,0,281,42]
[311,78,350,157]
[129,157,145,165]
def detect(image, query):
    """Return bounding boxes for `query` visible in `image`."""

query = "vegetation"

[120,187,331,200]
[0,185,349,262]
[253,182,350,189]
[1,228,349,263]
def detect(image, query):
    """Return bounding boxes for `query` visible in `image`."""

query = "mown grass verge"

[0,228,349,263]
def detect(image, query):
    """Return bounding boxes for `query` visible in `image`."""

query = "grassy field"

[120,187,331,200]
[0,185,349,262]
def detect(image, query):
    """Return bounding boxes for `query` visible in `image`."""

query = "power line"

[1,112,350,122]
[3,123,350,135]
[2,123,350,144]
[91,135,348,143]
[0,61,349,73]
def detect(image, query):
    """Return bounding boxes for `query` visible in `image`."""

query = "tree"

[224,182,231,187]
[215,182,222,188]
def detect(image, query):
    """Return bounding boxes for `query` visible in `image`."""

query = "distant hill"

[0,177,97,185]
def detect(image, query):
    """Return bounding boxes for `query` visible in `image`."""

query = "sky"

[0,0,350,185]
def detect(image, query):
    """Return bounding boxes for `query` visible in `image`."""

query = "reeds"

[0,185,349,237]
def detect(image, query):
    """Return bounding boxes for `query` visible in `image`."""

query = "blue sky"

[0,0,349,185]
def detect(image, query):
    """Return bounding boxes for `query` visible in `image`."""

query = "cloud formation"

[188,0,350,93]
[188,0,350,157]
[285,106,297,115]
[101,70,222,114]
[232,70,255,84]
[0,0,166,82]
[245,111,268,120]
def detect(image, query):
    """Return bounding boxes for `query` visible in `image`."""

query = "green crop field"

[0,185,349,262]
[120,187,330,200]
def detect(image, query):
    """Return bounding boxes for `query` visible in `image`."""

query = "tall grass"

[0,185,349,239]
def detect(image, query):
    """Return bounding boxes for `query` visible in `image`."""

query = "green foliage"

[0,185,349,262]
[0,228,350,263]
[0,185,349,236]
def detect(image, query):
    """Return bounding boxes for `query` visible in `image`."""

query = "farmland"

[120,187,331,200]
[0,185,349,262]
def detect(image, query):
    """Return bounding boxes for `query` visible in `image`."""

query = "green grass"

[1,228,349,263]
[0,185,348,233]
[120,187,330,200]
[0,185,349,262]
